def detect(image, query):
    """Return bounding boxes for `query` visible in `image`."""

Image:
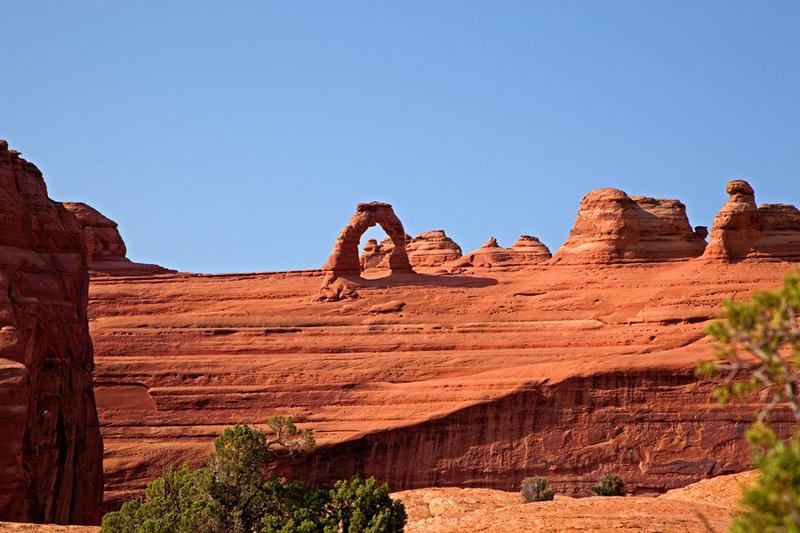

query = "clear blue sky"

[2,1,798,273]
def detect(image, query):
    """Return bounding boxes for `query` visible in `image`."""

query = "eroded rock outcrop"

[509,235,552,263]
[359,239,384,270]
[406,231,462,267]
[454,235,551,269]
[703,180,800,261]
[62,203,174,277]
[324,202,413,275]
[0,141,103,524]
[552,188,707,264]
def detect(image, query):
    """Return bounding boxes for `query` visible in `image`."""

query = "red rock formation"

[509,235,552,263]
[88,257,800,508]
[453,236,550,269]
[406,230,462,267]
[359,239,384,270]
[0,141,102,524]
[324,202,413,275]
[552,188,707,264]
[62,203,174,277]
[703,180,800,261]
[455,237,514,268]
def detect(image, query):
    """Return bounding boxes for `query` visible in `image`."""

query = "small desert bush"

[520,476,554,502]
[590,474,625,496]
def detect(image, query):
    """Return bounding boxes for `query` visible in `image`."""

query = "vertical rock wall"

[0,142,102,524]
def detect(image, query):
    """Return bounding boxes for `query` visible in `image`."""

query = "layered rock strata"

[703,180,800,261]
[62,203,174,277]
[0,141,103,524]
[89,259,798,509]
[405,231,462,267]
[324,202,413,275]
[552,188,707,264]
[454,236,551,268]
[510,235,552,263]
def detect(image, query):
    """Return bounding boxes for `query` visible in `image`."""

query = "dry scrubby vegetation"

[101,418,405,533]
[700,270,800,532]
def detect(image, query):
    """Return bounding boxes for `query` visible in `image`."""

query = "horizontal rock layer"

[87,260,799,511]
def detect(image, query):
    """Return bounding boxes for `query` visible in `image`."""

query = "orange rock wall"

[88,260,799,509]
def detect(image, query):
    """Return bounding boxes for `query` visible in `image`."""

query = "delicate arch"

[323,202,414,275]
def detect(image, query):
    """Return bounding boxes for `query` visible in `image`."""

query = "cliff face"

[703,180,800,261]
[0,142,103,524]
[282,369,774,495]
[88,258,798,509]
[62,202,174,277]
[552,189,707,264]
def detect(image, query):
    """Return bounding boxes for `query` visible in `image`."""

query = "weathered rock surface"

[454,235,550,269]
[703,180,800,261]
[406,231,462,267]
[62,203,174,277]
[359,239,384,271]
[510,235,552,263]
[88,259,799,510]
[324,202,413,275]
[552,188,707,264]
[0,142,103,524]
[396,471,752,532]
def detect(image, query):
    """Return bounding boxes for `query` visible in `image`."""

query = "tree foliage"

[699,270,800,423]
[590,474,625,497]
[699,270,800,532]
[520,476,555,502]
[101,421,404,533]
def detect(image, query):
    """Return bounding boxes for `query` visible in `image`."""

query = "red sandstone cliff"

[62,203,174,277]
[0,141,103,524]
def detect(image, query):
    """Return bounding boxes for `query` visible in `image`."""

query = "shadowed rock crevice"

[279,368,788,496]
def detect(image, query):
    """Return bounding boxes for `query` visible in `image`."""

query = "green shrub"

[520,476,554,502]
[101,422,405,533]
[590,474,625,496]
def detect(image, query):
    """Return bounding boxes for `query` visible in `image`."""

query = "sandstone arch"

[323,202,414,275]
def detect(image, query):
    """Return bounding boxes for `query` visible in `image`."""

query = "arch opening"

[323,202,414,276]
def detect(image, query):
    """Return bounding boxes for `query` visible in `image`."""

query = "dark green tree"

[101,421,405,533]
[325,475,407,533]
